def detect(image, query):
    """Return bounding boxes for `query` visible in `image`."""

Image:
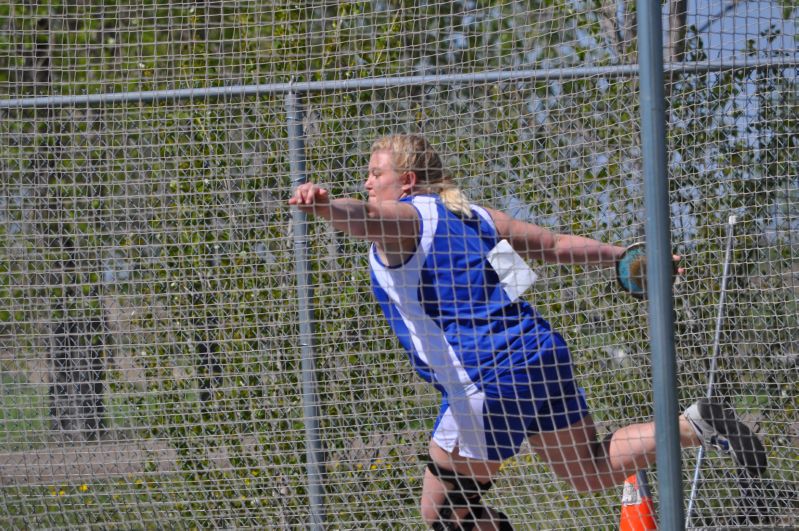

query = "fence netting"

[0,1,796,529]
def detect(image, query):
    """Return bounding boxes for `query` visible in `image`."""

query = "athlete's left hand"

[289,182,330,214]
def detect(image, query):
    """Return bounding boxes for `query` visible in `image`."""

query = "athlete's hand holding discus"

[616,242,685,299]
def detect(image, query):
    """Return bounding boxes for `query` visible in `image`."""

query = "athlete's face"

[365,150,414,203]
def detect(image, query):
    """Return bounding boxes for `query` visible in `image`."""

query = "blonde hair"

[371,134,472,218]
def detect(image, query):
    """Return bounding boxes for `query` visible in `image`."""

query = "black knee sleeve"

[427,462,513,530]
[591,432,615,464]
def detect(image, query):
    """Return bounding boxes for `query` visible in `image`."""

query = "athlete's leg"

[421,440,512,530]
[527,414,700,492]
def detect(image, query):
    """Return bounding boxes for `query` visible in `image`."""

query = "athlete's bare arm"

[484,206,625,266]
[289,182,420,265]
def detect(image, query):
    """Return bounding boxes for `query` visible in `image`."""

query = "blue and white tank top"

[369,195,556,400]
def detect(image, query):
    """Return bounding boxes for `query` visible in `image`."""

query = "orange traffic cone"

[619,470,657,531]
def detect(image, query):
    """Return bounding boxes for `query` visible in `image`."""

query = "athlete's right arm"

[288,182,419,246]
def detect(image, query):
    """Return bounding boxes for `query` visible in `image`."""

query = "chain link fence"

[1,1,796,528]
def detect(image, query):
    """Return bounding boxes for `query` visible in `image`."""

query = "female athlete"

[288,134,765,530]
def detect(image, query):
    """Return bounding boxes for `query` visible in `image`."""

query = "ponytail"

[425,182,473,218]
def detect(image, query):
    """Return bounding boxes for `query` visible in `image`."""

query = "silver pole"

[3,59,798,109]
[286,91,326,530]
[636,0,683,527]
[685,215,737,528]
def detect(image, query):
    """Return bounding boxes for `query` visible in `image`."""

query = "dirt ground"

[0,434,177,486]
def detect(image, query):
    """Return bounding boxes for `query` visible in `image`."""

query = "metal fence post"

[286,90,326,530]
[636,1,684,529]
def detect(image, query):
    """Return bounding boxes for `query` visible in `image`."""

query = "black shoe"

[684,399,767,477]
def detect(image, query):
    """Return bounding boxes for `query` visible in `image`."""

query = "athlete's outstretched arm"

[484,207,625,266]
[288,182,419,245]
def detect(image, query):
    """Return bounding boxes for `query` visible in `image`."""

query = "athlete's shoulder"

[405,194,439,205]
[469,203,495,226]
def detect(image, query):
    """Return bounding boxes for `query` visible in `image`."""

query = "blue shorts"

[431,333,589,461]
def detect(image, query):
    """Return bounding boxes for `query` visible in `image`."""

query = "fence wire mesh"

[0,1,797,529]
